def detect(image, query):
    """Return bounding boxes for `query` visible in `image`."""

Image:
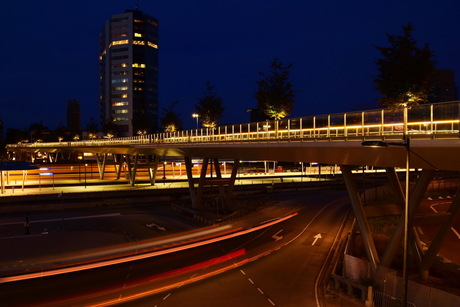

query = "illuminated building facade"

[99,9,159,136]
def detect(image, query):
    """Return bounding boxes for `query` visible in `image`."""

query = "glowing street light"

[192,113,199,129]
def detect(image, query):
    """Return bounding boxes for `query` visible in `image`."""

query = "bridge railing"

[7,101,460,149]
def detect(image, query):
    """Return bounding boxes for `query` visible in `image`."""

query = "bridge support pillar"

[341,165,379,276]
[380,169,434,269]
[114,154,123,179]
[95,153,108,180]
[184,157,240,211]
[148,155,160,185]
[184,156,197,208]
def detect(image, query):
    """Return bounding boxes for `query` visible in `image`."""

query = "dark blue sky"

[1,0,460,131]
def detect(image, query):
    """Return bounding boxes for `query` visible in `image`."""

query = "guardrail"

[7,101,460,149]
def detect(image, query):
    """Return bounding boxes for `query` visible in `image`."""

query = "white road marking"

[311,233,322,246]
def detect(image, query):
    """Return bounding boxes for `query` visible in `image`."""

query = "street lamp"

[362,139,410,306]
[192,113,199,129]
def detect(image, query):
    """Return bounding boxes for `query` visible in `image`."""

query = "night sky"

[1,0,460,132]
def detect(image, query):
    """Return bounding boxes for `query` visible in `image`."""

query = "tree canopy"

[160,100,182,132]
[255,58,297,120]
[194,82,224,128]
[374,23,436,108]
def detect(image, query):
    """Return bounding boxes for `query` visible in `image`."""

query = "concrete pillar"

[341,165,379,275]
[380,169,434,268]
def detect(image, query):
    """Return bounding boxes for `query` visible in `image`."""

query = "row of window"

[112,63,147,69]
[112,70,128,76]
[112,86,128,91]
[113,32,143,39]
[112,47,128,53]
[111,86,145,92]
[112,101,129,106]
[112,16,129,22]
[112,55,128,60]
[111,25,128,31]
[110,39,158,49]
[112,93,128,98]
[112,78,129,83]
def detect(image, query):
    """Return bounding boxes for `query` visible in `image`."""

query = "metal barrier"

[7,101,460,149]
[374,291,416,307]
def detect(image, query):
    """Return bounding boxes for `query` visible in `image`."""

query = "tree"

[160,100,182,132]
[194,82,224,128]
[102,118,118,138]
[374,23,436,108]
[86,117,99,139]
[29,122,50,142]
[54,124,68,142]
[255,58,297,120]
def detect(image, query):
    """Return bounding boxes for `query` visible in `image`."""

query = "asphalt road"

[0,190,351,307]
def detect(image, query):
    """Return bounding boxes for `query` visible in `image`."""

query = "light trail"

[0,212,297,283]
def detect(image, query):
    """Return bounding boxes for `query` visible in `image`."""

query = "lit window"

[134,33,143,38]
[147,41,158,49]
[111,78,129,84]
[133,40,145,46]
[112,86,128,91]
[112,101,129,106]
[132,63,146,68]
[113,32,128,38]
[114,117,129,122]
[115,109,128,114]
[111,63,128,69]
[134,19,143,23]
[121,93,128,98]
[111,40,129,47]
[148,20,158,27]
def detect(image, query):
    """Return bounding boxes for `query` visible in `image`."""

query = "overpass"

[5,101,460,282]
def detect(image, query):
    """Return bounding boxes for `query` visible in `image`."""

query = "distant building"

[67,99,81,131]
[431,69,458,103]
[99,8,159,136]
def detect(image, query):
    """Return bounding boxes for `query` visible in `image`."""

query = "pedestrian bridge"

[6,101,460,171]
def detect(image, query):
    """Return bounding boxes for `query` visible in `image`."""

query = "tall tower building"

[67,99,81,132]
[99,9,159,136]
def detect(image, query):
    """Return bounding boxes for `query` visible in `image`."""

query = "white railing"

[7,101,460,149]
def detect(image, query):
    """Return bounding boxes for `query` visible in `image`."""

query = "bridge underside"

[341,165,460,282]
[11,137,460,171]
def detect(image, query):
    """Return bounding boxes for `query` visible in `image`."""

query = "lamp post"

[362,139,410,306]
[192,113,199,129]
[84,163,87,189]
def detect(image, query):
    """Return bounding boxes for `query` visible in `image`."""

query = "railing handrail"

[7,101,460,149]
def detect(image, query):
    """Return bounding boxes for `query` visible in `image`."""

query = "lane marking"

[311,233,322,246]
